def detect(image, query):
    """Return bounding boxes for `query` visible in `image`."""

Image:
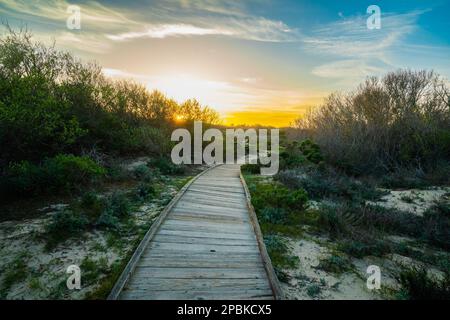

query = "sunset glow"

[3,0,449,127]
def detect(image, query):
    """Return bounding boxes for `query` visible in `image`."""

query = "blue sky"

[1,0,449,126]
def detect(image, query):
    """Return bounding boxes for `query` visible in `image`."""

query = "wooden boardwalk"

[108,164,281,300]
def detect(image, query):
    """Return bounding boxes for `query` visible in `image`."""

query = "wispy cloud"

[106,24,234,41]
[1,0,300,50]
[305,10,430,81]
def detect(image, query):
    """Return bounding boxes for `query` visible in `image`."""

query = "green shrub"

[250,182,308,212]
[264,235,299,270]
[45,210,89,247]
[149,157,185,175]
[260,207,288,225]
[43,154,106,188]
[317,255,352,274]
[108,192,131,218]
[306,284,321,298]
[135,183,157,201]
[315,203,351,238]
[241,163,262,174]
[338,239,391,258]
[96,210,120,230]
[1,154,105,199]
[0,252,30,298]
[277,166,384,202]
[132,165,155,182]
[79,192,104,220]
[299,139,324,164]
[422,201,450,250]
[397,267,450,300]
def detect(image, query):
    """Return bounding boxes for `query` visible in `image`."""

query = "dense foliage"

[0,27,219,200]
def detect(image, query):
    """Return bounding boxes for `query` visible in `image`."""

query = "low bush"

[422,201,450,250]
[317,254,352,274]
[132,165,155,183]
[45,210,89,247]
[338,239,391,258]
[149,157,185,175]
[260,207,288,225]
[397,267,450,300]
[241,164,262,174]
[135,183,157,201]
[264,235,299,270]
[107,192,132,218]
[276,166,384,202]
[249,181,308,212]
[1,154,105,199]
[298,139,324,164]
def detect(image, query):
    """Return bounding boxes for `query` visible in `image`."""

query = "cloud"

[106,24,234,41]
[1,0,299,45]
[304,10,430,81]
[105,17,298,42]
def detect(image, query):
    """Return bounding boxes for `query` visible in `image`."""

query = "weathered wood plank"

[152,234,254,246]
[120,289,273,300]
[157,229,255,240]
[131,267,267,279]
[125,278,270,291]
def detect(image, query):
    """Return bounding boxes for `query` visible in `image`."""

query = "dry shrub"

[296,70,450,175]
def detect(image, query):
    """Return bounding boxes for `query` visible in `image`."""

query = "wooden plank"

[180,198,247,210]
[171,208,248,219]
[163,218,251,230]
[125,278,270,291]
[188,186,245,195]
[147,242,260,254]
[152,234,254,246]
[173,202,249,214]
[120,289,273,300]
[169,212,249,224]
[157,229,255,240]
[161,222,252,235]
[131,267,267,279]
[137,258,264,269]
[141,252,263,260]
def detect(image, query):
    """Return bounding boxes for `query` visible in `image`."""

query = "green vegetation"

[397,267,450,300]
[245,71,450,298]
[264,235,299,269]
[0,27,217,205]
[317,254,352,275]
[306,284,321,298]
[0,251,30,298]
[1,155,106,198]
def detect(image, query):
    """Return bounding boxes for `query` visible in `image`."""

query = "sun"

[174,114,185,123]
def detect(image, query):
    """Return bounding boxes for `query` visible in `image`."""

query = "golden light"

[174,114,185,123]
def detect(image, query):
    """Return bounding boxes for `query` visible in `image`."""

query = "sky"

[1,0,449,127]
